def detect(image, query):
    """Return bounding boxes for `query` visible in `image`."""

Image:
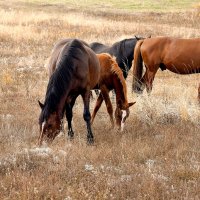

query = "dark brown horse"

[45,38,89,77]
[38,39,100,145]
[132,37,200,99]
[91,53,135,131]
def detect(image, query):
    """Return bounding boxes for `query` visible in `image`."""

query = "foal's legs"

[82,88,94,144]
[91,88,114,128]
[91,92,103,124]
[65,96,77,139]
[100,86,114,128]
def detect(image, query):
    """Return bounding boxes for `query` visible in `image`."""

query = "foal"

[91,53,135,131]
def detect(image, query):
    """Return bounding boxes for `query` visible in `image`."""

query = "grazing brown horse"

[38,39,100,145]
[92,53,135,131]
[132,37,200,99]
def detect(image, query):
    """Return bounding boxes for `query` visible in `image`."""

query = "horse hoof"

[68,131,74,140]
[68,136,74,141]
[87,137,94,145]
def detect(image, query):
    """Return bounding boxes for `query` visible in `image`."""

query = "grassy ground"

[0,0,200,199]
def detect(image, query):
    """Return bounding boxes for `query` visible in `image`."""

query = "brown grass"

[0,1,200,199]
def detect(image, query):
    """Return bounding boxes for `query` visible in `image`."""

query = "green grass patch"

[21,0,200,12]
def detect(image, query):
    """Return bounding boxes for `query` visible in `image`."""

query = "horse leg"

[100,86,114,128]
[142,66,159,94]
[198,83,200,103]
[91,92,104,124]
[82,89,94,144]
[65,96,77,139]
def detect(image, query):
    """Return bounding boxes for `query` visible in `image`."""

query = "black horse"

[90,36,143,79]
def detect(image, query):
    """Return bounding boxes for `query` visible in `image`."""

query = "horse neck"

[113,75,128,109]
[57,92,69,117]
[44,83,70,119]
[118,40,135,76]
[125,40,135,64]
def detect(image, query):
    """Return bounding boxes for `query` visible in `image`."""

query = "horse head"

[115,101,136,131]
[38,100,62,146]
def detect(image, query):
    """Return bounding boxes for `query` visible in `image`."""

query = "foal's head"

[38,101,62,145]
[115,101,135,131]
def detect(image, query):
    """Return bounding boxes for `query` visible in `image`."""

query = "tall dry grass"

[0,1,200,199]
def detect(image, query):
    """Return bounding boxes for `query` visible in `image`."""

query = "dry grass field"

[0,0,200,199]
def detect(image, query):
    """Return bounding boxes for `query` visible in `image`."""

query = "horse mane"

[108,54,128,102]
[40,39,86,122]
[116,38,134,52]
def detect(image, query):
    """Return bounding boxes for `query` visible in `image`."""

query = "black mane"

[111,38,138,78]
[40,39,86,123]
[90,37,140,78]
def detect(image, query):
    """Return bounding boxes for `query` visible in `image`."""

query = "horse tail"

[132,39,144,93]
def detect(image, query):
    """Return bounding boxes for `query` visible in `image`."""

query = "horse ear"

[135,35,139,40]
[128,102,136,107]
[38,100,44,109]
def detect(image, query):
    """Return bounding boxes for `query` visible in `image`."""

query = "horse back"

[141,37,200,73]
[165,38,200,73]
[85,46,101,89]
[140,37,171,65]
[90,42,109,54]
[47,38,90,77]
[56,39,100,90]
[96,53,120,88]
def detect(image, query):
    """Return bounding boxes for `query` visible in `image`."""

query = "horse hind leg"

[82,88,94,144]
[143,65,159,94]
[100,85,114,128]
[91,92,104,124]
[90,89,100,101]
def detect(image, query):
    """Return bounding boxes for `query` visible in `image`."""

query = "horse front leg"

[82,89,94,144]
[65,95,77,139]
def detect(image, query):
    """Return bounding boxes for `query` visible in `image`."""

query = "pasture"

[0,0,200,199]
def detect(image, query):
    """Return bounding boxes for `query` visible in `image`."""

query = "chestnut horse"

[132,37,200,99]
[92,53,135,131]
[38,39,100,145]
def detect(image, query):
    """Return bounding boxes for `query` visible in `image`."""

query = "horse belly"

[164,55,200,74]
[88,58,101,89]
[164,40,200,74]
[89,66,100,89]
